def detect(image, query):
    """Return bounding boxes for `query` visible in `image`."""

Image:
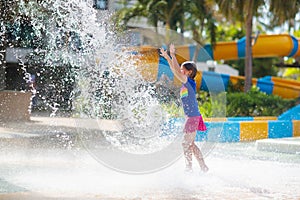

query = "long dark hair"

[182,61,197,79]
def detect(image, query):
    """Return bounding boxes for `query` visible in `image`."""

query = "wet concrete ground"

[1,117,300,199]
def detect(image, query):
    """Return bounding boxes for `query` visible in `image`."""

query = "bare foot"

[185,166,193,172]
[199,158,209,172]
[200,164,209,172]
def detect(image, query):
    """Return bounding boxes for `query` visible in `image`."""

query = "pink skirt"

[184,115,207,133]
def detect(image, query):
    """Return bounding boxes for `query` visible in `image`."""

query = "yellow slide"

[202,34,300,99]
[207,34,300,60]
[135,34,300,99]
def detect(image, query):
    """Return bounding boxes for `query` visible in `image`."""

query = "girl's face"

[180,65,191,76]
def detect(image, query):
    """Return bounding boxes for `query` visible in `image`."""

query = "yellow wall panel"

[293,120,300,137]
[240,121,268,141]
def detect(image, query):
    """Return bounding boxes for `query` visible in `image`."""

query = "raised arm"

[169,44,180,70]
[159,44,187,83]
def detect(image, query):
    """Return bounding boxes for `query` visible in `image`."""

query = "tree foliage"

[226,87,297,117]
[114,0,218,47]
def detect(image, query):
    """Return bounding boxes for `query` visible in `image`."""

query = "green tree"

[184,0,217,61]
[114,0,218,51]
[0,0,37,90]
[215,0,300,92]
[215,23,245,41]
[268,1,300,33]
[7,0,99,111]
[214,0,265,92]
[114,0,184,39]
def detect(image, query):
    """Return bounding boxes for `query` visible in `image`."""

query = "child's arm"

[169,44,180,71]
[159,45,187,83]
[169,44,187,83]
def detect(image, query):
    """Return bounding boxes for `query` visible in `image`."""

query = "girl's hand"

[159,47,168,58]
[169,43,175,55]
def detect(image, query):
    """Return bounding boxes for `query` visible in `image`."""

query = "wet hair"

[181,61,197,79]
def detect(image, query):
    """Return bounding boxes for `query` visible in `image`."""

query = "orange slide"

[205,34,300,60]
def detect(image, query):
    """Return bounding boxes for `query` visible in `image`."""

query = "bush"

[197,87,297,117]
[198,91,226,118]
[226,87,297,117]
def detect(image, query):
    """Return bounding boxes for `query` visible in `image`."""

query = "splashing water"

[2,1,300,199]
[73,33,187,173]
[15,0,191,173]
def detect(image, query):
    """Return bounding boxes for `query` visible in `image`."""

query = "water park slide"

[136,34,300,99]
[152,34,300,61]
[190,71,300,99]
[203,33,300,60]
[203,33,300,99]
[229,74,300,99]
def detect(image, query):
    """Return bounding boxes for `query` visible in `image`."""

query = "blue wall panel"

[196,123,209,141]
[268,120,293,138]
[197,122,240,142]
[219,121,240,142]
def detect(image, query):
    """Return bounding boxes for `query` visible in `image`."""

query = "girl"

[160,44,208,172]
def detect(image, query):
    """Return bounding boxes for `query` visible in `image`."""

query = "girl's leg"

[182,132,196,170]
[192,143,209,172]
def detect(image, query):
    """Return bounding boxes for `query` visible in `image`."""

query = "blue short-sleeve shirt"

[180,77,200,117]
